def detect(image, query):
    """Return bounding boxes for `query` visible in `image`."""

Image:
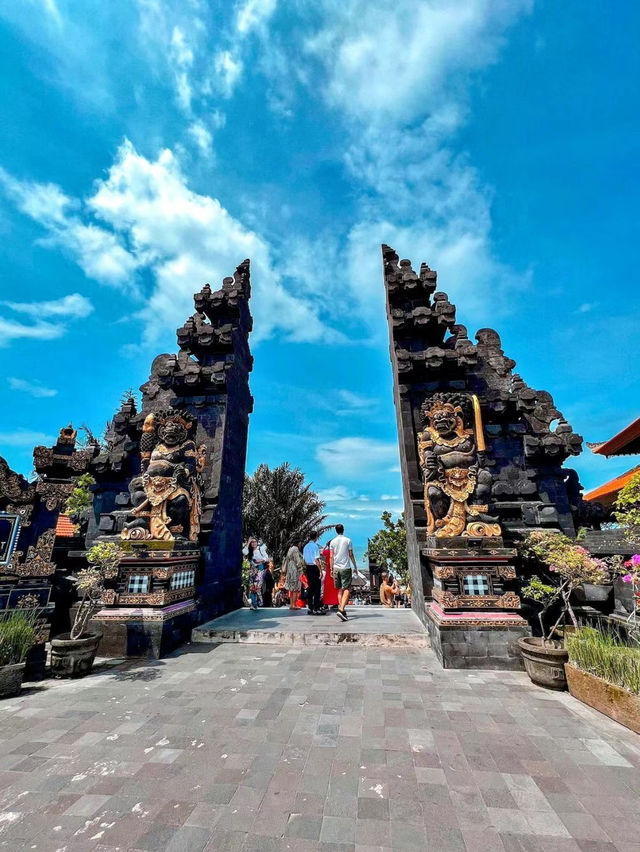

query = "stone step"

[192,606,430,648]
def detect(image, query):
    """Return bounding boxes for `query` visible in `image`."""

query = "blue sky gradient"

[0,0,638,552]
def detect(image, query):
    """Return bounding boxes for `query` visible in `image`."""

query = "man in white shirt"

[330,524,357,621]
[302,532,325,615]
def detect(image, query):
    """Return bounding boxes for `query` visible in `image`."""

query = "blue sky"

[0,0,638,554]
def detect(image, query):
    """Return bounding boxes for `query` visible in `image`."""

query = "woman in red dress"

[322,543,339,607]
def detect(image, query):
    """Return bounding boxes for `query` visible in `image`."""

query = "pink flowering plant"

[521,531,609,643]
[621,554,640,627]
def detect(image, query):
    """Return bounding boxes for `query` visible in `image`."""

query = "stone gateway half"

[382,245,588,669]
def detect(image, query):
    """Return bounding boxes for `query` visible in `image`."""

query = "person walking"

[302,532,325,615]
[261,562,275,607]
[244,537,272,609]
[283,540,305,610]
[330,523,357,621]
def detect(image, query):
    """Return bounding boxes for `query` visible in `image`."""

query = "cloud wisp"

[8,378,58,398]
[316,436,400,480]
[0,293,93,347]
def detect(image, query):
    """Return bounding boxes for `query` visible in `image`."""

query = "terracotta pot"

[50,632,102,679]
[565,663,640,735]
[518,636,568,690]
[0,662,26,698]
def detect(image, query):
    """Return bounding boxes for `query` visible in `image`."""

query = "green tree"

[64,473,96,517]
[365,511,408,585]
[615,471,640,539]
[242,463,327,568]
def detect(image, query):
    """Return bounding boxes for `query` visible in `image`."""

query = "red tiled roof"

[589,415,640,457]
[55,514,76,537]
[584,465,640,507]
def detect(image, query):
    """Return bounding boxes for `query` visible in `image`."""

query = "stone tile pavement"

[0,642,640,851]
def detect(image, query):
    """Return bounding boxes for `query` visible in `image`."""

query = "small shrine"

[383,245,586,668]
[0,426,96,676]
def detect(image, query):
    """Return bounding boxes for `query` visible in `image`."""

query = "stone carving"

[433,589,520,609]
[122,410,206,542]
[5,504,33,527]
[7,528,56,577]
[418,393,500,538]
[0,457,36,504]
[36,481,73,511]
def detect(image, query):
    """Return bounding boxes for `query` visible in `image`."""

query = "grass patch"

[567,626,640,695]
[0,611,38,667]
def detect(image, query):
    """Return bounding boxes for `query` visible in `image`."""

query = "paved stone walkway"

[1,642,640,851]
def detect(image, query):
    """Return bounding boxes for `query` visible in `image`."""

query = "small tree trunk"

[564,585,578,628]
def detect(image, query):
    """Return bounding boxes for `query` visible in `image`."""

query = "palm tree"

[243,463,328,568]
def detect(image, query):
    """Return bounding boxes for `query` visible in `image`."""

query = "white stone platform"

[192,605,429,648]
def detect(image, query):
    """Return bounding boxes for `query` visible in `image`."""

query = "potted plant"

[518,531,609,689]
[0,610,38,698]
[619,554,640,644]
[565,626,640,734]
[50,541,120,678]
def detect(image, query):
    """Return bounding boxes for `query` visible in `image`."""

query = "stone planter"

[50,632,102,679]
[573,583,613,605]
[518,636,568,690]
[565,663,640,735]
[0,662,26,698]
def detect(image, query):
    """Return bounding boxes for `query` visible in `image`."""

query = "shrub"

[70,542,121,640]
[567,627,640,695]
[0,611,38,667]
[520,531,609,641]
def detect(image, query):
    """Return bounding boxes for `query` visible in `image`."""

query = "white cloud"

[254,0,532,337]
[317,482,404,520]
[0,316,64,346]
[317,485,355,503]
[1,140,338,348]
[3,293,93,320]
[335,390,378,416]
[316,437,399,480]
[236,0,277,36]
[0,293,93,347]
[170,26,194,111]
[0,167,138,289]
[214,50,243,97]
[27,0,61,25]
[187,120,214,158]
[305,0,530,120]
[8,378,58,398]
[0,430,55,447]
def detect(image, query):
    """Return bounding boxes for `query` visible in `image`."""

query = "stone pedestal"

[424,537,529,669]
[91,599,195,659]
[426,603,528,669]
[92,543,200,659]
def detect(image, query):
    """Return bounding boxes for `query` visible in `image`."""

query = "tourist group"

[244,524,358,621]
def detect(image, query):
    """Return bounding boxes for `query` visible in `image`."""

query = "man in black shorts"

[329,523,358,621]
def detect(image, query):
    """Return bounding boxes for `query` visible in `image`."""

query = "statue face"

[149,475,173,494]
[158,420,188,446]
[447,468,470,489]
[432,409,458,436]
